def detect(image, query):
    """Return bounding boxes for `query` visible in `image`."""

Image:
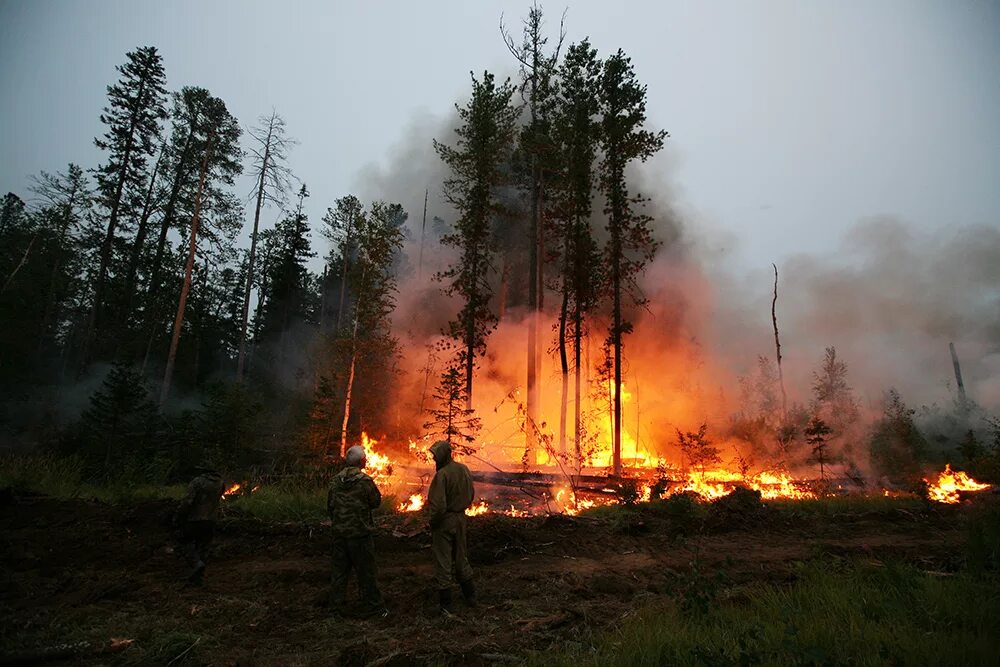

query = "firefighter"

[175,464,225,585]
[427,439,476,613]
[328,445,388,618]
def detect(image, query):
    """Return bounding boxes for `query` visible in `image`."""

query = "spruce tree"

[433,71,520,407]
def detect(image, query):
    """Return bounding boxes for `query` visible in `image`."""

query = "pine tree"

[160,89,243,406]
[811,346,859,436]
[870,388,928,484]
[805,415,834,482]
[425,366,482,448]
[598,50,667,475]
[550,39,603,457]
[501,2,565,458]
[258,184,315,345]
[676,424,721,478]
[321,194,364,331]
[433,71,520,407]
[86,46,168,361]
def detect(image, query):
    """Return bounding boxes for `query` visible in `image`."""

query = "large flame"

[924,464,991,504]
[399,493,425,512]
[221,483,241,499]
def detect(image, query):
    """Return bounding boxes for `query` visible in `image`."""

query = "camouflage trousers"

[330,534,384,613]
[432,512,474,589]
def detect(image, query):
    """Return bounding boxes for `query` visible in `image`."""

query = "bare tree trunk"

[123,141,166,322]
[498,254,510,320]
[340,263,368,457]
[771,263,787,420]
[236,125,273,381]
[573,304,583,467]
[611,215,623,476]
[949,341,968,411]
[418,187,428,279]
[557,258,570,456]
[159,132,212,407]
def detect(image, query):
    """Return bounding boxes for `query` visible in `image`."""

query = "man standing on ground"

[328,444,388,618]
[427,439,477,613]
[175,464,225,585]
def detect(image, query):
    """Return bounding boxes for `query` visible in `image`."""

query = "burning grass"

[538,559,1000,667]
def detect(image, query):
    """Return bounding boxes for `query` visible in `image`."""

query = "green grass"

[766,493,925,516]
[224,479,327,522]
[538,560,1000,666]
[0,453,186,503]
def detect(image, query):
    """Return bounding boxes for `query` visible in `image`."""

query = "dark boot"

[459,579,477,607]
[438,588,453,615]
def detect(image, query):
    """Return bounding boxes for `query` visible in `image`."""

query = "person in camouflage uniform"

[328,445,387,618]
[175,466,225,585]
[427,439,476,613]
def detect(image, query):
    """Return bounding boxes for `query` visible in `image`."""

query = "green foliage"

[74,361,164,479]
[433,70,520,403]
[805,415,834,481]
[869,388,929,485]
[539,560,1000,666]
[424,366,481,447]
[676,424,721,476]
[966,499,1000,572]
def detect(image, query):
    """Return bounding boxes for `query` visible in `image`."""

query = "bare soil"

[0,493,970,666]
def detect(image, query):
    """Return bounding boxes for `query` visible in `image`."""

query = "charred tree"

[771,263,787,420]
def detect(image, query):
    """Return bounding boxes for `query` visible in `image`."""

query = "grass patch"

[0,454,184,503]
[766,493,925,516]
[225,479,327,522]
[539,559,1000,666]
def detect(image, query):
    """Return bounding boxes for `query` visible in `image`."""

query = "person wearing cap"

[175,464,225,585]
[427,439,477,613]
[327,444,387,618]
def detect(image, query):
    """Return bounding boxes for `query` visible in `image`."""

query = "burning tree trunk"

[160,131,213,407]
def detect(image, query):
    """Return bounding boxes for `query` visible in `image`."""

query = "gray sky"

[1,0,998,269]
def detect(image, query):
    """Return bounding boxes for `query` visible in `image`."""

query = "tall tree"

[501,2,564,455]
[86,46,168,363]
[160,90,243,406]
[433,71,520,407]
[549,39,603,457]
[321,195,364,331]
[257,184,314,347]
[598,50,667,475]
[237,111,294,381]
[337,200,406,455]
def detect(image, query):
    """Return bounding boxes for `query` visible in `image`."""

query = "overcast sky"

[1,0,998,269]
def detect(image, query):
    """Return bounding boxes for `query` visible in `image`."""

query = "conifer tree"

[550,39,603,457]
[160,89,243,406]
[433,71,520,407]
[237,111,294,381]
[425,366,482,448]
[87,46,168,361]
[598,50,667,475]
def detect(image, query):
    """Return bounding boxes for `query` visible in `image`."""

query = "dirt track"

[0,494,968,665]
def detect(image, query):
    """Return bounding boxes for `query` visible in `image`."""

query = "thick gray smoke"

[343,106,999,471]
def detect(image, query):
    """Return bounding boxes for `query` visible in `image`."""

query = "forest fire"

[399,494,425,512]
[221,483,241,499]
[924,464,992,504]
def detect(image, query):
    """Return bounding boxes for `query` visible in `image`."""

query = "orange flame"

[465,500,489,516]
[924,464,991,504]
[399,493,425,512]
[221,483,241,499]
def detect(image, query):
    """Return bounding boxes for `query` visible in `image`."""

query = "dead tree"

[237,110,294,381]
[772,263,787,420]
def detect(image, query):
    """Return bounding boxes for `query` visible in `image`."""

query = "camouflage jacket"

[328,466,382,538]
[427,460,475,528]
[178,471,224,523]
